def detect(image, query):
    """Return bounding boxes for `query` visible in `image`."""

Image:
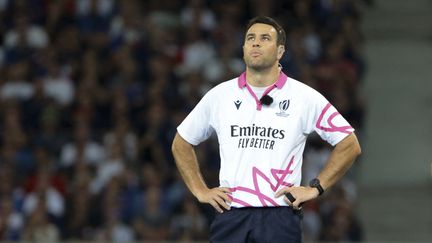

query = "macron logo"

[234,100,242,110]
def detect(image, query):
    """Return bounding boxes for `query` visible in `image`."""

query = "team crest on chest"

[276,100,290,117]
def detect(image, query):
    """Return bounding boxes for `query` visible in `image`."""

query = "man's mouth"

[251,52,262,57]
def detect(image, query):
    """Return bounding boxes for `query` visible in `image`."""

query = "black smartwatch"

[309,178,324,196]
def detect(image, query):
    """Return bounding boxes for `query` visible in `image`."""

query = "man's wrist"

[307,186,320,198]
[309,178,325,196]
[194,187,209,200]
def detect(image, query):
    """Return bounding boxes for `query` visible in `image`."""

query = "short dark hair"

[246,16,286,46]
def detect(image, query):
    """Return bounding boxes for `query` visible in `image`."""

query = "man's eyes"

[247,36,270,41]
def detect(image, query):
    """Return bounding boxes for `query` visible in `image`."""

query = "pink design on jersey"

[228,195,252,207]
[316,103,353,134]
[229,156,295,207]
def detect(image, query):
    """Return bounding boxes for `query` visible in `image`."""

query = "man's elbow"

[353,140,362,157]
[350,133,362,157]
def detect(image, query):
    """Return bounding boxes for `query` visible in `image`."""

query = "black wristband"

[309,178,324,195]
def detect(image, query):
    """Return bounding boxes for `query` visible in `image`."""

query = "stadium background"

[0,0,430,242]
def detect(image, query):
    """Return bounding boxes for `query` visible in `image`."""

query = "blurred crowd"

[0,0,368,242]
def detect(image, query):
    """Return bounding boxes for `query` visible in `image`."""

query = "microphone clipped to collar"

[260,95,273,106]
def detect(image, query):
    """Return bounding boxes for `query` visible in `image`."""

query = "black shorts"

[210,206,302,243]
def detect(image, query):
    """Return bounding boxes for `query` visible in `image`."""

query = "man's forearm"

[171,133,208,198]
[317,133,361,190]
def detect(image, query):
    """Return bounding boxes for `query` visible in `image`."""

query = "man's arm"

[316,132,361,190]
[275,133,361,207]
[171,133,231,213]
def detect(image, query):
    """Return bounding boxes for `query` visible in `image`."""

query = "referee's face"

[243,23,281,71]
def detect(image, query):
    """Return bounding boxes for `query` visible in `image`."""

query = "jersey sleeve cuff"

[177,128,201,146]
[329,130,355,146]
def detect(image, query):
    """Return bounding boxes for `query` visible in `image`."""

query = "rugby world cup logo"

[276,99,290,117]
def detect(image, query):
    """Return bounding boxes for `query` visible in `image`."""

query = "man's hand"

[172,133,232,213]
[196,187,232,213]
[275,186,319,209]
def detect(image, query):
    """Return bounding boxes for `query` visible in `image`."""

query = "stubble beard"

[244,55,277,72]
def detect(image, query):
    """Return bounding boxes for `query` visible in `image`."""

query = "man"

[172,16,361,242]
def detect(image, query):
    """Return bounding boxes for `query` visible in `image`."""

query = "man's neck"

[245,65,280,87]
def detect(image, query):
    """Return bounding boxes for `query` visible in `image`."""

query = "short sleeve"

[177,91,215,146]
[303,89,354,146]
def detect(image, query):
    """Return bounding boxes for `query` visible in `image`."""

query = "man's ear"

[277,45,285,58]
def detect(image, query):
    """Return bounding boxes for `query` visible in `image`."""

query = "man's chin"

[244,57,276,71]
[247,63,271,71]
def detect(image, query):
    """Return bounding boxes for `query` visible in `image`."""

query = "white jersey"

[177,71,354,208]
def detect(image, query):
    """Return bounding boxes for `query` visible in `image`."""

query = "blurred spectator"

[31,104,66,157]
[181,0,217,33]
[22,198,60,243]
[1,60,34,101]
[1,102,34,176]
[179,24,216,74]
[63,157,96,240]
[179,71,209,107]
[22,167,65,223]
[133,185,170,241]
[41,56,75,106]
[60,123,105,168]
[170,195,208,241]
[103,117,138,162]
[75,0,115,50]
[203,41,245,85]
[110,0,145,45]
[96,177,135,242]
[90,141,125,194]
[3,14,48,50]
[138,102,171,174]
[0,195,24,241]
[320,188,363,242]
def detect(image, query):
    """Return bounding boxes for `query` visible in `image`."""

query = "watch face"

[310,178,320,187]
[309,178,324,195]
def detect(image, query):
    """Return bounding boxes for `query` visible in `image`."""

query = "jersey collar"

[237,71,288,89]
[237,71,288,111]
